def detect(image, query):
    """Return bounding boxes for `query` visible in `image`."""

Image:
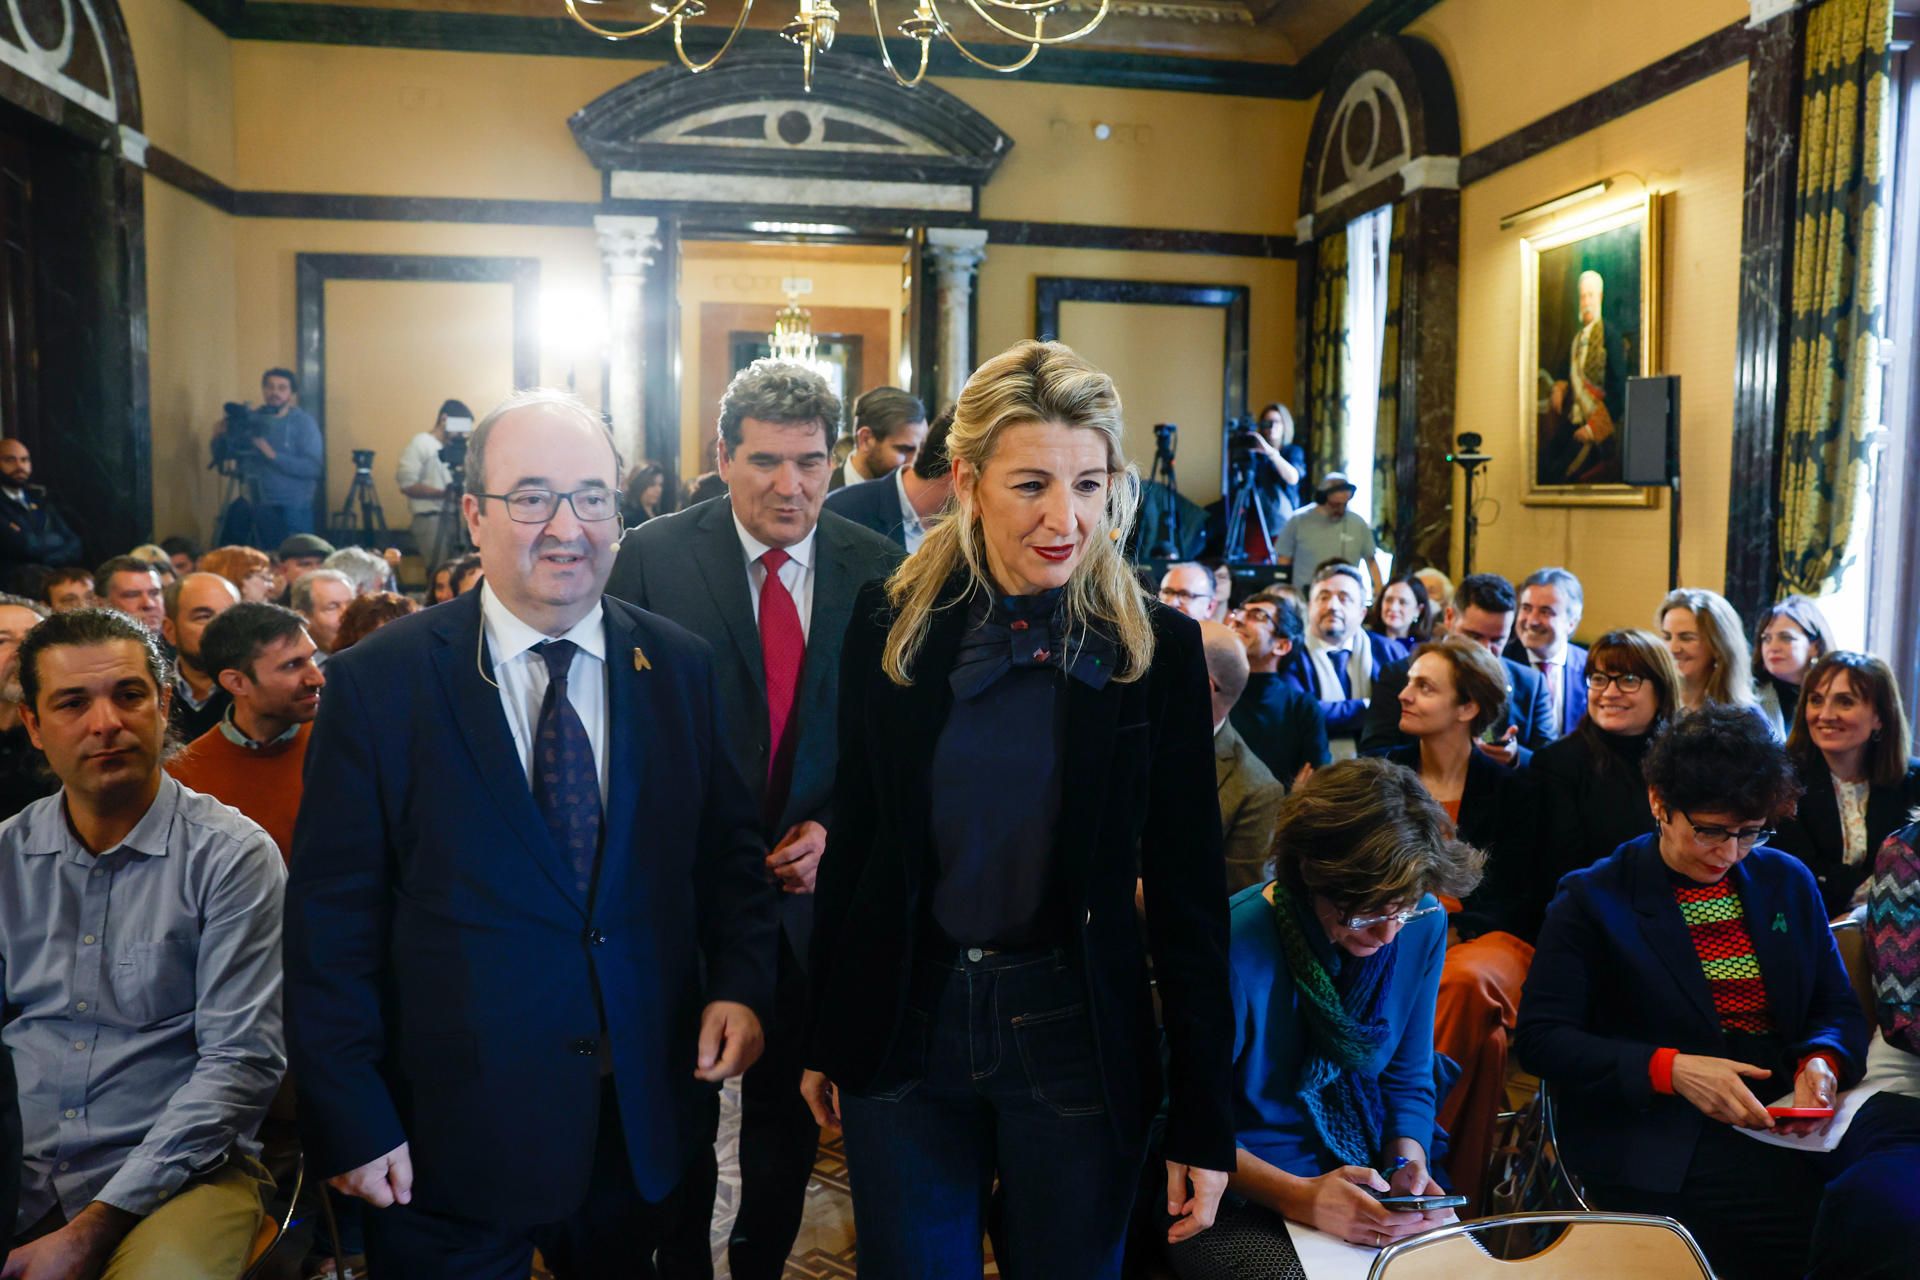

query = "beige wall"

[121,0,236,180]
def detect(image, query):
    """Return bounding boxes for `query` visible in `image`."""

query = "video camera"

[209,402,268,470]
[438,414,475,474]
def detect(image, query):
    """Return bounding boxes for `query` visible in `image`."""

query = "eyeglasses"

[1160,588,1215,604]
[1677,810,1775,848]
[1231,606,1278,625]
[1341,903,1444,931]
[1585,670,1646,692]
[474,488,621,524]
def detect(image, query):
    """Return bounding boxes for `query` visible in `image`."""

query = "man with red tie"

[608,361,903,1279]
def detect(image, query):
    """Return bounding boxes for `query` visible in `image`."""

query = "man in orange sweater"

[168,603,324,861]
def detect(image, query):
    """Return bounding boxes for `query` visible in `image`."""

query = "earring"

[1872,728,1883,742]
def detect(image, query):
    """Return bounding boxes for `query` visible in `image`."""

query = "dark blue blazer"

[821,467,911,548]
[1384,743,1533,940]
[1360,651,1555,765]
[1514,834,1868,1195]
[1276,630,1400,741]
[1503,638,1589,740]
[284,588,778,1221]
[1229,671,1329,784]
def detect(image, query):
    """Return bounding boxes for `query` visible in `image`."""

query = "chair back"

[1368,1212,1712,1279]
[1831,917,1878,1024]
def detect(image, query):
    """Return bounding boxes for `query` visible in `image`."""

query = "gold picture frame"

[1518,196,1661,507]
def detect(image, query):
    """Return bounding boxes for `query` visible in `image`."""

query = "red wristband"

[1649,1047,1679,1095]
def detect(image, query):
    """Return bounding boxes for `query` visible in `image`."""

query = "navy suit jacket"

[821,467,911,548]
[606,497,904,960]
[284,588,778,1221]
[1277,630,1400,742]
[1360,651,1555,765]
[1503,638,1589,740]
[1514,834,1867,1195]
[1229,671,1329,784]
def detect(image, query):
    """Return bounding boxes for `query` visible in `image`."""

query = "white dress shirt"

[395,431,453,516]
[480,582,610,806]
[893,466,927,554]
[734,514,817,642]
[839,457,878,490]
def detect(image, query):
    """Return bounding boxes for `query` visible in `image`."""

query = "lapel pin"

[633,647,652,672]
[1771,912,1788,933]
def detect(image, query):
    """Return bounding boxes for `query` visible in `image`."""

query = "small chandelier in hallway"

[769,288,827,375]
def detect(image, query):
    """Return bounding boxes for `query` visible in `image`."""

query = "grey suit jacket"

[606,496,905,958]
[1216,719,1288,895]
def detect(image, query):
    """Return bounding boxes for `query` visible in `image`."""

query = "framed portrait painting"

[1519,197,1661,506]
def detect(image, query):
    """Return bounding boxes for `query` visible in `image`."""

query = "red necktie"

[758,548,806,825]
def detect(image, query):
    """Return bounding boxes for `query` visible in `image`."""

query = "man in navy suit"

[285,390,778,1278]
[1361,572,1555,765]
[820,406,954,552]
[1505,566,1589,740]
[609,361,903,1280]
[1277,563,1398,758]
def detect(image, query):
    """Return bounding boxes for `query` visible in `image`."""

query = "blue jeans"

[839,947,1145,1280]
[253,502,314,550]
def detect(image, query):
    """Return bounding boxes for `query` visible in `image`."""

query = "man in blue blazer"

[820,407,954,552]
[1271,564,1399,757]
[285,391,778,1278]
[1360,573,1554,765]
[1505,566,1589,740]
[608,361,902,1280]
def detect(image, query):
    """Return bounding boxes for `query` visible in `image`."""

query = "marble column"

[594,215,661,466]
[923,228,988,411]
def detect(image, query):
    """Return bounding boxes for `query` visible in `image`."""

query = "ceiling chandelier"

[562,0,1110,90]
[768,290,823,368]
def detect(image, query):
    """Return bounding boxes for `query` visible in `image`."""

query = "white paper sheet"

[1737,1084,1882,1153]
[1284,1220,1380,1279]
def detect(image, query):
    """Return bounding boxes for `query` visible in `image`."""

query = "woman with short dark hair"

[1518,703,1920,1279]
[1166,759,1482,1272]
[1772,651,1920,917]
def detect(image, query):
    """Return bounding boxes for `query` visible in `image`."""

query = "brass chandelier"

[563,0,1110,90]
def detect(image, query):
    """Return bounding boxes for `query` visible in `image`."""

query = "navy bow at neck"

[949,587,1117,700]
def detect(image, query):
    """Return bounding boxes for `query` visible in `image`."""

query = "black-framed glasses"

[1677,810,1775,848]
[474,488,621,524]
[1159,587,1215,604]
[1585,670,1646,692]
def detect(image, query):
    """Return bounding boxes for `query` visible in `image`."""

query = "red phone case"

[1766,1106,1837,1118]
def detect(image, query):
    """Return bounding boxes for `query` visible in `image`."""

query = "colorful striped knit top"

[1674,878,1775,1036]
[1867,824,1920,1055]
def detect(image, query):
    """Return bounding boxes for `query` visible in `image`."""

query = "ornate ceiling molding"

[0,0,141,134]
[1296,33,1458,239]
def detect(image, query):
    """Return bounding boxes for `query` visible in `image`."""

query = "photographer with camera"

[396,399,472,567]
[214,368,324,548]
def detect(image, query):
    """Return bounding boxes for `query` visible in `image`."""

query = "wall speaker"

[1622,375,1679,487]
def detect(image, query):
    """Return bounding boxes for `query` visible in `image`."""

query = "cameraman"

[396,399,471,567]
[218,368,324,546]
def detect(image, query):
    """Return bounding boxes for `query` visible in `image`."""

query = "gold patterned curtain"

[1307,231,1350,488]
[1778,0,1893,596]
[1372,204,1408,554]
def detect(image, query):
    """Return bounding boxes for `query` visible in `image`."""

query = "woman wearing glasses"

[1517,704,1920,1279]
[1525,630,1682,930]
[1165,759,1482,1274]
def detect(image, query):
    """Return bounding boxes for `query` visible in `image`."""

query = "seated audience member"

[38,566,94,613]
[822,406,955,552]
[832,386,927,490]
[0,592,54,820]
[1228,592,1330,784]
[1772,652,1920,918]
[322,545,391,596]
[1201,621,1290,893]
[0,609,286,1277]
[1385,638,1532,1208]
[1527,629,1680,926]
[93,555,165,636]
[1158,562,1218,624]
[425,560,456,606]
[1658,587,1761,719]
[272,533,333,603]
[1516,704,1920,1280]
[685,470,728,507]
[1866,820,1920,1115]
[1752,595,1834,741]
[448,551,485,595]
[1506,567,1589,741]
[0,437,83,571]
[198,545,276,604]
[620,461,666,528]
[1208,562,1231,622]
[331,591,419,652]
[1166,760,1482,1272]
[1362,574,1553,765]
[1285,563,1398,758]
[1363,573,1430,661]
[161,572,241,743]
[290,568,354,661]
[1411,567,1451,636]
[169,603,324,862]
[159,536,200,579]
[129,545,176,588]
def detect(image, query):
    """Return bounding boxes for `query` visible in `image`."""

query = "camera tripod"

[213,463,264,549]
[1222,455,1274,565]
[1143,425,1180,561]
[333,450,387,547]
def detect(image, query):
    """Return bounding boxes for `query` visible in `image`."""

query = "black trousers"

[362,1077,709,1280]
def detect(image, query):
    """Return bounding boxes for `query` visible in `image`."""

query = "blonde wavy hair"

[1657,587,1757,710]
[881,340,1152,686]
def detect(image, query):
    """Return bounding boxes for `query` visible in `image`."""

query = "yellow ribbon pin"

[632,647,651,672]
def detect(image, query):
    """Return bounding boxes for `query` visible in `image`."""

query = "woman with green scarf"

[1167,758,1484,1274]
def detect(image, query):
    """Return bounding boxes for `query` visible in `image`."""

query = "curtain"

[1372,204,1408,555]
[1778,0,1893,597]
[1307,230,1350,490]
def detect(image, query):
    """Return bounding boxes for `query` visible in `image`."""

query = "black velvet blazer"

[1771,756,1920,918]
[805,579,1237,1173]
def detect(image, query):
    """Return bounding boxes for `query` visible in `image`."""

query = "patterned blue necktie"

[532,639,602,897]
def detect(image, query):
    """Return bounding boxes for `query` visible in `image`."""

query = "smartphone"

[1371,1192,1468,1211]
[1766,1106,1836,1119]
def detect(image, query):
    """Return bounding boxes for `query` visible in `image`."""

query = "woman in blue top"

[1167,757,1484,1274]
